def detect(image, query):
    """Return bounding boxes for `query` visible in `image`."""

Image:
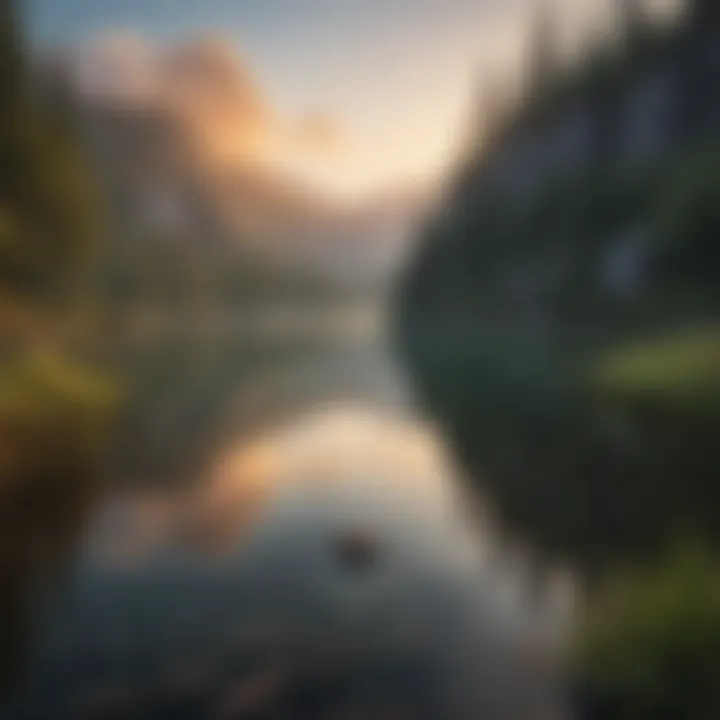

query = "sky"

[25,0,667,197]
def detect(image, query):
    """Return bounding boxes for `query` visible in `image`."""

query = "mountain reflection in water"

[0,317,572,720]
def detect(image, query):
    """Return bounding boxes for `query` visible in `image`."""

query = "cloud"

[70,32,349,175]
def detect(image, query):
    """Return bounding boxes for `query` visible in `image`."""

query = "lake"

[0,305,571,720]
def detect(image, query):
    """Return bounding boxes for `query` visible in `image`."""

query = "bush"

[578,542,720,720]
[0,351,118,492]
[595,327,720,416]
[654,143,720,298]
[0,351,117,693]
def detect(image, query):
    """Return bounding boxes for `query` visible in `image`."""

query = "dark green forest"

[399,1,720,717]
[0,0,116,492]
[0,0,117,692]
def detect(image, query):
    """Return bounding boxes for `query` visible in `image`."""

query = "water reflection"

[0,320,572,720]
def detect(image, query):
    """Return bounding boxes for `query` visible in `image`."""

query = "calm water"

[0,309,571,720]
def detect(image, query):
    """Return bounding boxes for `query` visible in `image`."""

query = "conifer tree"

[527,0,558,102]
[618,0,650,59]
[687,0,720,27]
[0,0,99,296]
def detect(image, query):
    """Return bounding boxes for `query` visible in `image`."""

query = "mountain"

[34,37,431,288]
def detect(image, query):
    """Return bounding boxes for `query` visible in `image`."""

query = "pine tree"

[618,0,650,59]
[0,0,27,187]
[477,74,508,145]
[526,0,558,102]
[687,0,720,28]
[0,0,99,296]
[670,0,719,143]
[0,0,24,108]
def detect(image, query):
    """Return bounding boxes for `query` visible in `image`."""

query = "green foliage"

[579,542,720,720]
[399,32,720,571]
[0,1,116,493]
[0,0,101,295]
[399,11,720,719]
[0,348,117,694]
[0,352,118,491]
[654,143,720,295]
[0,351,117,416]
[0,108,101,294]
[595,327,720,415]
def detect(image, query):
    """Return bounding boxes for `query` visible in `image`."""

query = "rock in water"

[334,529,380,572]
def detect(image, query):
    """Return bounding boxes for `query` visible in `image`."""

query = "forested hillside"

[399,4,720,715]
[0,0,117,692]
[400,0,720,571]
